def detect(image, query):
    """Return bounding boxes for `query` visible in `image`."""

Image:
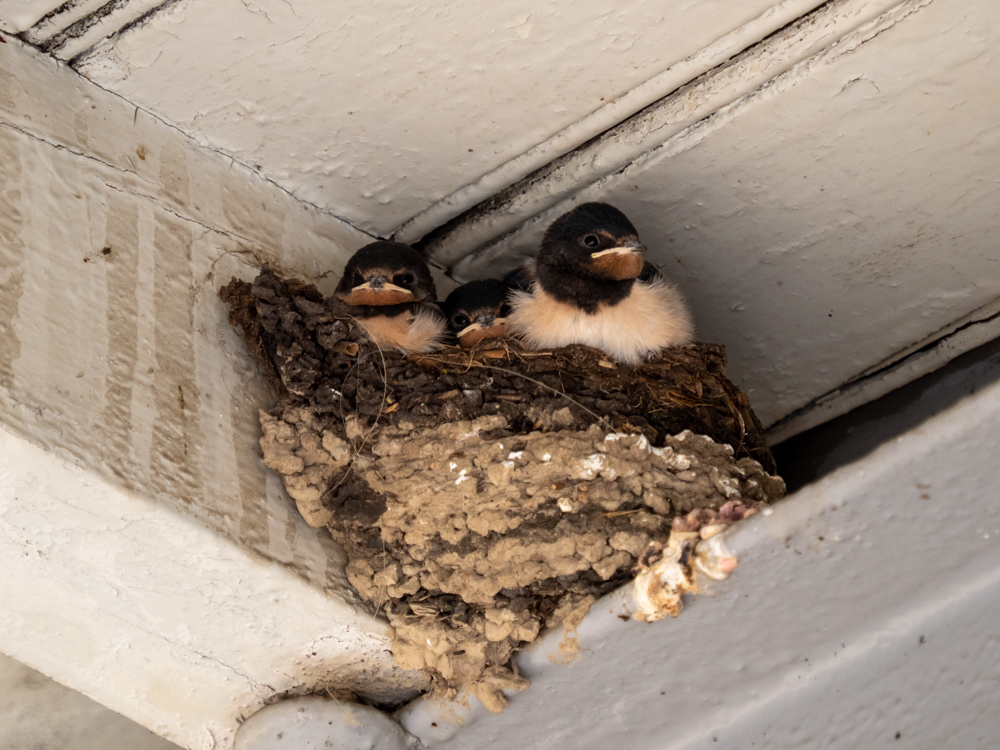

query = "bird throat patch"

[589,250,644,280]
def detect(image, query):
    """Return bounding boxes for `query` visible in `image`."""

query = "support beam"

[0,424,427,750]
[0,38,425,750]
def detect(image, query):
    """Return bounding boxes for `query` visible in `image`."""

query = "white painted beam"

[0,424,426,750]
[767,295,1000,444]
[428,0,925,266]
[0,37,369,590]
[391,0,829,245]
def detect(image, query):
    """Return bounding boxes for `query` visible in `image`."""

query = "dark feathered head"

[335,241,437,307]
[441,279,511,348]
[538,203,645,282]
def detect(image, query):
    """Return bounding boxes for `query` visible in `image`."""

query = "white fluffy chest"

[507,279,693,365]
[357,307,446,354]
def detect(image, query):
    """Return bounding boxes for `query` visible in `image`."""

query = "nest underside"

[220,270,785,711]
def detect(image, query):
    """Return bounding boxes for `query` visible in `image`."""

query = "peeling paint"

[31,0,179,62]
[23,0,112,44]
[38,0,136,55]
[0,0,64,33]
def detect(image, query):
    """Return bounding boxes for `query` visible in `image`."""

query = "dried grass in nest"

[220,269,775,474]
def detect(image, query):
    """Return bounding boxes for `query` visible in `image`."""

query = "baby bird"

[334,241,447,353]
[506,202,693,365]
[441,279,511,348]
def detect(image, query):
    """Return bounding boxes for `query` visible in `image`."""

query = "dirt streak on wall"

[150,210,204,505]
[0,65,25,387]
[99,195,142,482]
[233,385,271,553]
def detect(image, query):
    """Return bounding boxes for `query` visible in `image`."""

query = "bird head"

[442,279,511,348]
[335,241,437,307]
[538,203,646,281]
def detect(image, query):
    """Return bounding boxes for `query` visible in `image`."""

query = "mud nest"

[220,269,785,711]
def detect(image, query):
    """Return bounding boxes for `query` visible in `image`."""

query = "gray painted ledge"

[240,375,1000,749]
[0,653,182,750]
[234,697,420,750]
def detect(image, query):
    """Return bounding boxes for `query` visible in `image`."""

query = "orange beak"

[456,317,507,348]
[342,278,415,306]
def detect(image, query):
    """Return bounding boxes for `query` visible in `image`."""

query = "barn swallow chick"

[334,241,447,353]
[441,279,511,348]
[506,202,693,365]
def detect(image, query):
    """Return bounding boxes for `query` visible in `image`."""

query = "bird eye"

[398,272,416,286]
[582,234,600,248]
[454,314,470,328]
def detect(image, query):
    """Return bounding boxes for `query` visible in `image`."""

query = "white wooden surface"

[0,38,369,586]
